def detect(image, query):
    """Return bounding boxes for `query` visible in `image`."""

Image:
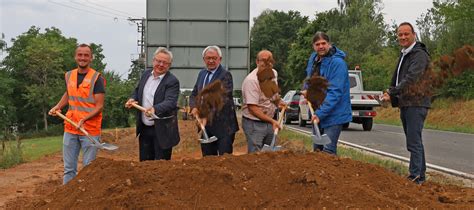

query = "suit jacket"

[190,65,239,137]
[131,68,180,149]
[389,42,431,108]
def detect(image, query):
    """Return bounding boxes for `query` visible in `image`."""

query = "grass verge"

[375,99,474,134]
[0,136,62,169]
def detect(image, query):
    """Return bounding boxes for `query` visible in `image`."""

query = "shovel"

[131,103,160,120]
[261,106,286,152]
[306,101,331,145]
[55,111,118,151]
[193,113,218,144]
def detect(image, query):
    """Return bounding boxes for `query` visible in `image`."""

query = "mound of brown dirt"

[24,152,473,209]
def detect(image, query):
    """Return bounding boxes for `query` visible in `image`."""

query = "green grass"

[375,118,474,134]
[0,136,62,168]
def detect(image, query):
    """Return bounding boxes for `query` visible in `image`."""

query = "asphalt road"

[286,122,474,175]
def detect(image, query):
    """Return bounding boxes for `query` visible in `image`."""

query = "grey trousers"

[242,117,274,153]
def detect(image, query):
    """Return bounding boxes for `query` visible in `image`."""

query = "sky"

[1,0,433,78]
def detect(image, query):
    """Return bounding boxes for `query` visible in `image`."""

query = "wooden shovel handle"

[55,111,90,136]
[131,103,147,112]
[307,101,318,126]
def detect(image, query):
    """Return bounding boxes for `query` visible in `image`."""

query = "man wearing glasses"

[190,45,239,156]
[125,47,180,161]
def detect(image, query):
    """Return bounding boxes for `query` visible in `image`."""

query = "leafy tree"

[250,9,308,92]
[23,37,64,130]
[102,71,134,128]
[0,70,16,139]
[128,57,145,84]
[417,0,474,57]
[90,43,107,72]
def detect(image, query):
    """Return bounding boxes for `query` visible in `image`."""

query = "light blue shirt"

[203,67,217,87]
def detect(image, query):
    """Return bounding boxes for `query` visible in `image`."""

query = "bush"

[19,124,64,139]
[0,141,24,169]
[439,71,474,100]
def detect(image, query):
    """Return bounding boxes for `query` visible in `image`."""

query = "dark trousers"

[139,125,172,161]
[200,130,234,156]
[400,106,428,179]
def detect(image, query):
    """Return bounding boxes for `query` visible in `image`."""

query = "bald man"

[241,50,285,153]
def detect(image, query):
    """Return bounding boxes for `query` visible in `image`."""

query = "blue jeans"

[63,132,98,184]
[313,124,343,155]
[400,107,428,180]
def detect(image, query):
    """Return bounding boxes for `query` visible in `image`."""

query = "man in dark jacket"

[383,22,431,184]
[125,47,180,161]
[190,45,239,156]
[302,32,352,155]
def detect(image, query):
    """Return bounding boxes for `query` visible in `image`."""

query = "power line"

[85,0,141,18]
[69,0,132,19]
[48,0,125,21]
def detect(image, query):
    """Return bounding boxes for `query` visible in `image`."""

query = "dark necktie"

[204,71,212,87]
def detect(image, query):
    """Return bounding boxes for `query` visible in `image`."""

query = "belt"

[242,116,266,123]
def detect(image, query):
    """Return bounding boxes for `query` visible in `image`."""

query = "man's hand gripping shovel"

[261,106,286,152]
[306,101,331,145]
[55,111,118,151]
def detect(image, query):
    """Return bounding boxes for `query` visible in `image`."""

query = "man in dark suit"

[125,47,180,161]
[190,45,239,156]
[382,22,431,184]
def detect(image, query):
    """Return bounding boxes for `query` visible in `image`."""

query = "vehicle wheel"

[284,113,292,124]
[362,118,373,131]
[298,112,306,127]
[342,122,349,129]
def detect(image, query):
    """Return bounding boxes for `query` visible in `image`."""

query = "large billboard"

[146,0,250,89]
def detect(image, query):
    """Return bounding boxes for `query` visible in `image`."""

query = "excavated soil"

[3,120,474,209]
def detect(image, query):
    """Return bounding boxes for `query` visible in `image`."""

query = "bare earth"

[1,120,473,209]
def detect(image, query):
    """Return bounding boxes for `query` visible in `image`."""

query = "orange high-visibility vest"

[64,68,103,136]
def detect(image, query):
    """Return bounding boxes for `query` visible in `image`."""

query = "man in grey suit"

[125,47,180,161]
[190,45,239,156]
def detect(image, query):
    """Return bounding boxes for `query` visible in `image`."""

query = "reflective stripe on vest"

[64,68,102,136]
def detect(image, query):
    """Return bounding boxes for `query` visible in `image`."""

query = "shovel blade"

[199,136,218,144]
[97,143,119,151]
[261,144,282,152]
[312,134,331,145]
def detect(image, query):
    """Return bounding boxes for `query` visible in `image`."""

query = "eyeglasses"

[153,59,170,65]
[204,56,219,61]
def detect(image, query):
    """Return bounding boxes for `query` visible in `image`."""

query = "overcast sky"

[1,0,433,78]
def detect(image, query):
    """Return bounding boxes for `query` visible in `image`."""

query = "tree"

[127,57,145,84]
[250,9,308,92]
[90,43,107,72]
[0,70,16,139]
[417,0,474,57]
[23,37,64,130]
[102,71,134,128]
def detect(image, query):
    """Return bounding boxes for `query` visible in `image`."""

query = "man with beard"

[48,43,106,184]
[302,32,352,155]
